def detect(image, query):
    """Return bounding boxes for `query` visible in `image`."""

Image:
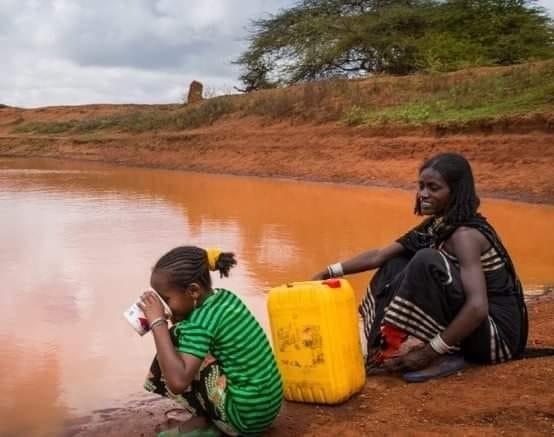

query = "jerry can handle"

[322,279,341,288]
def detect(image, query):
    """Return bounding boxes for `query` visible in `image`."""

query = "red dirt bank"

[1,105,554,204]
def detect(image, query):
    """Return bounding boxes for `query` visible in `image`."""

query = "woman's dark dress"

[359,215,528,368]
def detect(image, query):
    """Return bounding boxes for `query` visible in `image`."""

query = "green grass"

[239,60,554,126]
[10,60,554,133]
[340,62,554,126]
[14,121,79,134]
[13,96,235,134]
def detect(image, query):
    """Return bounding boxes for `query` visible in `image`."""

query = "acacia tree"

[431,0,554,65]
[235,0,553,90]
[235,0,432,86]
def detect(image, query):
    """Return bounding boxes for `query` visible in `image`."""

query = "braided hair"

[153,246,236,291]
[415,153,480,226]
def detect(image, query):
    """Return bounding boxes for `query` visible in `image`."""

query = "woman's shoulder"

[451,225,484,238]
[445,225,490,253]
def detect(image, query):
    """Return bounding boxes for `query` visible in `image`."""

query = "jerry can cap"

[322,278,341,288]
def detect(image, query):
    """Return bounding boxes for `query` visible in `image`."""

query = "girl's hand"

[137,291,166,323]
[383,344,439,372]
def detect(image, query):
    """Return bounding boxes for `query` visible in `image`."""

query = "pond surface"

[1,158,553,436]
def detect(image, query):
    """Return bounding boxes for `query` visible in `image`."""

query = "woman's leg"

[381,248,466,343]
[359,254,412,367]
[365,248,468,378]
[383,248,520,366]
[462,299,521,364]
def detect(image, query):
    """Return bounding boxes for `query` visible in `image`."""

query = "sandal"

[402,354,466,383]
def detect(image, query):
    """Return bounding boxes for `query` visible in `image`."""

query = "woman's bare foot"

[395,335,425,357]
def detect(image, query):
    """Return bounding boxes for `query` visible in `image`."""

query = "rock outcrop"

[187,81,203,104]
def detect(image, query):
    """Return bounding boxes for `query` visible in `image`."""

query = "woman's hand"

[383,344,439,372]
[137,291,166,324]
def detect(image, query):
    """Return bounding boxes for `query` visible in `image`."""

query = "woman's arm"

[139,293,202,394]
[312,242,406,279]
[439,227,489,346]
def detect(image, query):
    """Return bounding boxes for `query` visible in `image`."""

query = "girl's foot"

[165,408,192,424]
[158,427,221,437]
[158,415,221,437]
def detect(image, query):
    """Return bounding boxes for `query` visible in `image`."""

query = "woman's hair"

[153,246,236,291]
[415,153,480,224]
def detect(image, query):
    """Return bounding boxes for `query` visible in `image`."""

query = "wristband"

[327,262,344,278]
[429,334,456,355]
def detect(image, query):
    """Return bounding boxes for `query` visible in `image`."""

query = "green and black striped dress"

[175,288,283,435]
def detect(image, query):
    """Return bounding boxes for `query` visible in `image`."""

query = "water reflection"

[0,338,67,436]
[0,157,553,434]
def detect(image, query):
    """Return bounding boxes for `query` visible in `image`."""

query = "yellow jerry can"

[267,278,366,404]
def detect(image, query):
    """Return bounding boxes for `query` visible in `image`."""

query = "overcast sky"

[1,0,553,108]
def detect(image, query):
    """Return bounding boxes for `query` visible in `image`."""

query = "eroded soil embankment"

[1,108,553,203]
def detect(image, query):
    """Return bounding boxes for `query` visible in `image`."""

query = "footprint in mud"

[90,407,122,420]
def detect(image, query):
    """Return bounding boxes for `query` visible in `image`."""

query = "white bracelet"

[429,334,456,355]
[327,262,344,278]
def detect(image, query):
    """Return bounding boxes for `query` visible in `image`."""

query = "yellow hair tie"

[206,248,222,271]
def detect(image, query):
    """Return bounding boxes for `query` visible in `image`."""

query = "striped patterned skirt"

[359,248,523,370]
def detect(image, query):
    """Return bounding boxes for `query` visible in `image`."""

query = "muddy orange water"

[1,158,553,436]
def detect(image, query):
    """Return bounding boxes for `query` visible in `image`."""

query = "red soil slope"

[1,105,553,204]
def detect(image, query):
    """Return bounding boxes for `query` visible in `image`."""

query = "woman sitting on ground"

[313,153,528,379]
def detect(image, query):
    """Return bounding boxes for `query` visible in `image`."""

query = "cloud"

[1,0,552,107]
[0,0,295,107]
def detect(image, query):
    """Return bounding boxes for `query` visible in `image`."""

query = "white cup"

[123,290,172,336]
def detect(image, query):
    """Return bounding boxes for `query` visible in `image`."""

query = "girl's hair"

[153,246,236,291]
[415,153,480,224]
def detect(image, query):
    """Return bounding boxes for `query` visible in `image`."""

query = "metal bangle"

[150,318,168,331]
[328,262,344,278]
[429,334,455,355]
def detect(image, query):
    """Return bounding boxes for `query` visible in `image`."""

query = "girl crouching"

[139,246,283,436]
